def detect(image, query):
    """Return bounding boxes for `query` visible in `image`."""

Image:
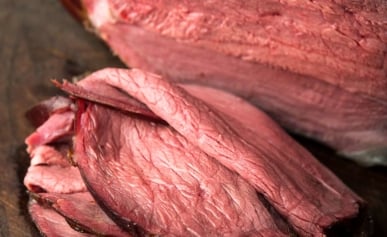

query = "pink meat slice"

[24,165,86,194]
[25,111,74,153]
[25,95,74,128]
[24,133,86,194]
[36,192,132,237]
[76,102,287,236]
[28,199,92,237]
[30,145,71,167]
[69,68,362,236]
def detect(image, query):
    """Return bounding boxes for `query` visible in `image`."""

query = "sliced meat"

[26,95,74,128]
[24,121,85,194]
[53,79,160,121]
[75,102,287,236]
[182,84,360,200]
[34,192,131,237]
[28,199,92,237]
[24,111,128,236]
[69,68,363,236]
[30,145,71,167]
[24,165,86,193]
[74,0,387,166]
[25,111,74,153]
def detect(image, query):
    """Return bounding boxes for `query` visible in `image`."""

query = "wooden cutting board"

[0,1,386,236]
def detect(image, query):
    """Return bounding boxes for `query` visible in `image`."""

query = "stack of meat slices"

[25,96,131,236]
[24,68,364,236]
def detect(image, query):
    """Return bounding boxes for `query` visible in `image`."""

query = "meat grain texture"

[24,68,366,236]
[74,0,387,166]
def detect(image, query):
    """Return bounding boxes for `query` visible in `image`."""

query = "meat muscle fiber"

[65,0,387,166]
[65,68,363,236]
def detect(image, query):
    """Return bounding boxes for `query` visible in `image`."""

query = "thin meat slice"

[34,192,131,237]
[69,68,362,236]
[28,199,92,237]
[24,165,86,193]
[53,79,161,122]
[25,96,74,128]
[24,131,86,193]
[30,145,71,167]
[75,103,288,236]
[25,111,74,153]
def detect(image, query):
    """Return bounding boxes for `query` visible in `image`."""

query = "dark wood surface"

[0,1,386,236]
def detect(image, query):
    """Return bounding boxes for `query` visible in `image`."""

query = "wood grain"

[0,0,122,236]
[0,0,385,236]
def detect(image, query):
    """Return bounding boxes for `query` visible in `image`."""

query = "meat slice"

[28,199,92,237]
[24,122,84,194]
[25,96,74,128]
[66,68,363,236]
[76,102,287,236]
[30,145,71,167]
[25,111,74,153]
[182,84,362,202]
[24,165,86,193]
[52,79,160,121]
[69,0,387,166]
[34,192,131,237]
